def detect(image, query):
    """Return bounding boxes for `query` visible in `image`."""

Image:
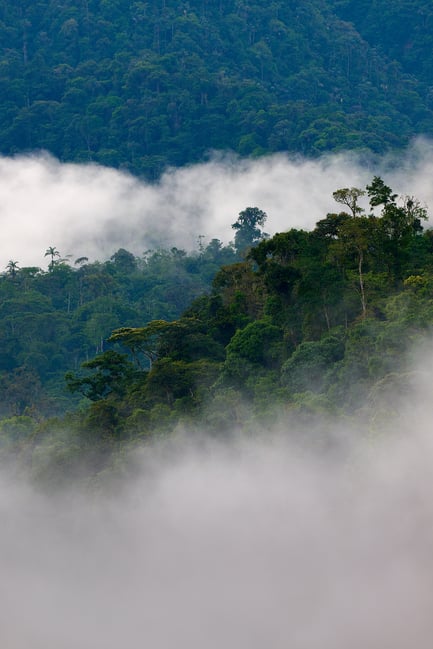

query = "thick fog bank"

[2,419,433,647]
[1,138,433,267]
[3,141,433,646]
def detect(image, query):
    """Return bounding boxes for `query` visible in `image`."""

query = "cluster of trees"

[334,0,433,83]
[4,177,433,485]
[0,0,432,177]
[0,237,237,419]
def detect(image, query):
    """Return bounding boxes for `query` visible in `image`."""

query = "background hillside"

[4,177,433,485]
[3,5,433,640]
[1,0,433,177]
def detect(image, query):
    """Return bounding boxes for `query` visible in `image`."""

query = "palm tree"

[5,260,19,279]
[44,246,60,271]
[74,256,89,266]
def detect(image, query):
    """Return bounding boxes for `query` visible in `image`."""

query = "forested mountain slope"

[1,0,433,177]
[4,178,433,485]
[0,240,237,418]
[333,0,433,82]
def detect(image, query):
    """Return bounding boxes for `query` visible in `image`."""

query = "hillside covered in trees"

[3,1,433,485]
[1,0,433,177]
[0,238,237,416]
[3,177,433,485]
[4,9,433,643]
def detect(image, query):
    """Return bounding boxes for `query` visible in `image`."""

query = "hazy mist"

[2,140,433,646]
[2,340,433,648]
[1,138,433,267]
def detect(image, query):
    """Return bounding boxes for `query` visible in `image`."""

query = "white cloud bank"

[2,141,433,646]
[2,311,433,648]
[3,398,433,648]
[1,138,433,267]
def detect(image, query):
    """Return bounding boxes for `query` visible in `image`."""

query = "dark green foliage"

[282,332,345,394]
[222,318,283,390]
[0,240,235,417]
[144,357,221,408]
[5,177,433,485]
[366,176,398,208]
[65,350,136,401]
[0,0,433,176]
[84,400,122,440]
[231,207,268,255]
[125,176,433,433]
[332,0,433,83]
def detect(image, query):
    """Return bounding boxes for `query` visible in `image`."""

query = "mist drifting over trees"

[2,1,433,646]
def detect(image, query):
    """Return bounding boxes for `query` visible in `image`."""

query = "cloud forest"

[2,2,433,647]
[0,173,432,484]
[1,0,433,177]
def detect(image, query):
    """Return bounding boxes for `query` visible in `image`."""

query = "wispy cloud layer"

[2,336,433,647]
[3,391,433,648]
[1,138,433,267]
[2,141,433,646]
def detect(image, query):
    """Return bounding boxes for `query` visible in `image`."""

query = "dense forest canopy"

[2,176,433,484]
[3,7,433,645]
[3,6,433,645]
[0,239,238,416]
[0,0,433,177]
[2,1,433,484]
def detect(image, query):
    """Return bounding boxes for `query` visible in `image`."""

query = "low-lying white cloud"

[2,340,433,647]
[1,138,433,268]
[3,423,433,648]
[2,140,433,646]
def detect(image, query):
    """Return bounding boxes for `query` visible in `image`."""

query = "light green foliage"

[332,187,365,217]
[282,332,345,394]
[226,319,283,366]
[0,415,37,447]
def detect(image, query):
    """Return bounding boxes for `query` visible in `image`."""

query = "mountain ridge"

[1,0,432,177]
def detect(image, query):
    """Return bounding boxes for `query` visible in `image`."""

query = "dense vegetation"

[1,0,433,177]
[0,239,237,417]
[3,1,433,484]
[3,177,433,485]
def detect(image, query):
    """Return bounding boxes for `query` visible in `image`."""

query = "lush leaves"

[0,0,432,176]
[4,177,433,484]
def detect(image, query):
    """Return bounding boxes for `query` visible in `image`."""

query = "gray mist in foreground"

[2,344,433,648]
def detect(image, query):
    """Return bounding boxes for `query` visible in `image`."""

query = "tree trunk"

[358,250,367,318]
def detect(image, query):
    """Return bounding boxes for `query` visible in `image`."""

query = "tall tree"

[326,186,374,318]
[5,260,19,279]
[367,176,427,279]
[232,207,268,255]
[44,246,60,272]
[332,187,365,217]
